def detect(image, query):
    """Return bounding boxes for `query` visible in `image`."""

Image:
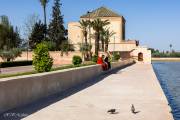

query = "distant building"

[68,7,151,63]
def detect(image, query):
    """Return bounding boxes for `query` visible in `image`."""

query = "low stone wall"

[0,59,134,114]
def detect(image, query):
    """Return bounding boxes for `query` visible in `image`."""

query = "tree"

[0,48,22,62]
[33,42,53,72]
[102,28,115,52]
[0,15,22,50]
[90,19,110,55]
[60,40,74,56]
[39,0,49,27]
[10,27,21,48]
[78,20,90,60]
[29,21,46,49]
[78,20,89,45]
[48,0,66,50]
[24,14,39,38]
[0,15,10,27]
[39,0,49,38]
[23,14,39,48]
[169,44,172,53]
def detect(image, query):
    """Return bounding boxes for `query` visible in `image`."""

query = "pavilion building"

[68,7,151,63]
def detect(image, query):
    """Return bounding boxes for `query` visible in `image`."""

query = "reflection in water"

[153,62,180,120]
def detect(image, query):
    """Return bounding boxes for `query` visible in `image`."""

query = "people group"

[97,53,111,71]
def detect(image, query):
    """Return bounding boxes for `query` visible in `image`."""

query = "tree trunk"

[84,31,88,45]
[43,6,47,38]
[95,32,99,56]
[105,39,108,52]
[84,31,89,60]
[102,39,104,52]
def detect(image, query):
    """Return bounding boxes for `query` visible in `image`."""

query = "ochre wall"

[68,16,125,51]
[0,51,82,65]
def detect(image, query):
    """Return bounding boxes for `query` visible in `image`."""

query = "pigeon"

[131,104,140,114]
[131,104,135,113]
[107,109,116,114]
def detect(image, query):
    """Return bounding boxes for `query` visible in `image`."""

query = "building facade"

[68,7,151,64]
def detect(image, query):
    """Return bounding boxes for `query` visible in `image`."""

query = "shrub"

[72,55,82,66]
[0,48,22,61]
[112,52,120,61]
[33,42,53,72]
[92,55,98,63]
[0,60,32,68]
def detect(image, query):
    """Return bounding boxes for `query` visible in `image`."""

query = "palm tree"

[100,28,115,52]
[169,44,172,53]
[78,20,90,60]
[90,19,110,55]
[100,30,105,52]
[103,29,115,52]
[39,0,49,27]
[78,20,90,45]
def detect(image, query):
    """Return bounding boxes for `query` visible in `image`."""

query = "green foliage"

[149,48,180,58]
[60,40,74,56]
[29,21,46,49]
[100,28,115,52]
[0,60,32,68]
[0,48,22,61]
[78,20,90,44]
[33,42,53,72]
[0,16,22,50]
[92,54,98,63]
[112,52,120,61]
[48,0,66,50]
[39,0,49,7]
[90,19,110,55]
[72,55,82,66]
[42,40,56,51]
[79,43,91,52]
[60,40,69,51]
[39,0,49,26]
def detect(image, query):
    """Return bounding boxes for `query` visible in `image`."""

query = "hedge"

[0,60,33,68]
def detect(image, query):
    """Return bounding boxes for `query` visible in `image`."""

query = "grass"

[0,71,37,79]
[0,62,96,79]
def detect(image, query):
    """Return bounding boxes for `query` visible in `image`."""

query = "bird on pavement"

[131,104,136,113]
[107,109,116,114]
[131,104,140,114]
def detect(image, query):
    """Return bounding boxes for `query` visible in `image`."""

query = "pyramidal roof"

[81,7,123,18]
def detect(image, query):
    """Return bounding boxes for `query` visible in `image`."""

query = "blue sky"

[0,0,180,51]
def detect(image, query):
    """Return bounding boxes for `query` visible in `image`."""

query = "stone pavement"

[20,64,173,120]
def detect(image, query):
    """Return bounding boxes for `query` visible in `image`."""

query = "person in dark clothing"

[104,56,111,70]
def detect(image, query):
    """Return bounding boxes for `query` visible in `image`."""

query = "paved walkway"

[20,64,173,120]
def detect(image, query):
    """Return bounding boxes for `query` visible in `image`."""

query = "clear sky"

[0,0,180,51]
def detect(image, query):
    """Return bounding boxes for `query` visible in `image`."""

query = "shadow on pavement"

[0,63,133,120]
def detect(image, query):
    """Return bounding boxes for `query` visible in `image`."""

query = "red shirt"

[97,57,103,64]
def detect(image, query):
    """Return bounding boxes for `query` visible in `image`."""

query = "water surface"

[153,62,180,120]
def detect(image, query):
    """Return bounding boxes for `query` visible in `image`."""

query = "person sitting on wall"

[97,54,108,71]
[97,54,103,64]
[104,55,111,70]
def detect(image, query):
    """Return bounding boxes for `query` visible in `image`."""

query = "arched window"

[138,52,143,61]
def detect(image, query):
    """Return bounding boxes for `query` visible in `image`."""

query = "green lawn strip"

[0,62,96,79]
[0,71,37,79]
